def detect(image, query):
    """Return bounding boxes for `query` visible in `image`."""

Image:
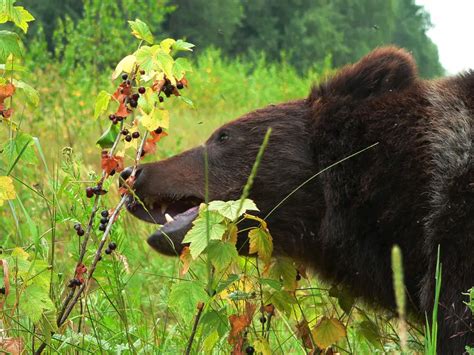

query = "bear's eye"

[218,131,229,143]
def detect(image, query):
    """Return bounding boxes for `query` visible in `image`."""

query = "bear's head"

[121,46,418,257]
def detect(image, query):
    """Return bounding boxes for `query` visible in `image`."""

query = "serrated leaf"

[168,281,208,322]
[94,90,111,119]
[0,175,16,206]
[111,54,136,80]
[207,240,238,271]
[263,289,295,316]
[12,79,39,107]
[248,227,273,264]
[208,199,258,221]
[140,107,169,132]
[172,39,195,53]
[20,284,55,323]
[259,278,282,291]
[312,317,346,349]
[135,45,175,83]
[96,123,120,149]
[215,274,239,294]
[2,132,38,165]
[9,6,34,33]
[0,30,23,61]
[172,57,192,81]
[201,309,228,337]
[128,19,154,44]
[183,209,227,259]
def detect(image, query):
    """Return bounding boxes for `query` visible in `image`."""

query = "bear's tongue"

[147,206,199,253]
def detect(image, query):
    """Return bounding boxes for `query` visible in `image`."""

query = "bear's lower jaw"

[146,205,199,255]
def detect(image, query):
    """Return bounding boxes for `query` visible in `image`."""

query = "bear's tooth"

[161,203,168,214]
[165,213,174,223]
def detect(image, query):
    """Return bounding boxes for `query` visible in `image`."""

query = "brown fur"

[123,47,473,353]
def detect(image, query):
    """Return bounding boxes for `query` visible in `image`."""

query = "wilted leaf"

[96,123,120,149]
[0,175,16,206]
[94,90,111,119]
[179,246,192,276]
[207,240,238,271]
[101,151,124,174]
[208,199,258,221]
[0,30,23,61]
[128,19,154,44]
[296,320,314,349]
[0,82,15,104]
[312,317,346,349]
[248,227,273,264]
[228,302,256,346]
[0,337,24,355]
[0,259,10,310]
[183,209,227,259]
[112,55,136,80]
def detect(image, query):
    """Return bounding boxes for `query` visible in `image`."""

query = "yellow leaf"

[160,38,176,54]
[11,247,29,260]
[112,55,137,80]
[140,108,169,132]
[248,227,273,264]
[254,337,271,355]
[0,176,16,206]
[312,317,346,349]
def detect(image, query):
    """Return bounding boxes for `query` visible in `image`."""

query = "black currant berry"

[77,228,85,237]
[100,217,109,224]
[74,223,81,231]
[122,73,128,80]
[108,242,117,250]
[109,169,116,176]
[129,99,138,108]
[140,69,145,75]
[177,82,184,90]
[112,118,118,125]
[296,272,301,281]
[125,135,132,142]
[138,86,146,94]
[141,150,146,157]
[126,80,131,86]
[132,132,140,139]
[259,316,266,324]
[105,248,112,255]
[132,93,140,101]
[154,127,163,134]
[86,187,94,198]
[245,346,255,354]
[99,224,106,232]
[121,129,129,136]
[158,96,164,103]
[101,210,109,218]
[109,114,115,121]
[0,287,5,294]
[117,116,124,122]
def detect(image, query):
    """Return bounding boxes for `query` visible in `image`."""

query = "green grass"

[0,49,427,354]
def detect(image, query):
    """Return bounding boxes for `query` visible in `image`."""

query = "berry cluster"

[86,185,107,198]
[67,278,82,288]
[105,242,117,255]
[74,223,85,236]
[99,210,109,231]
[121,128,140,142]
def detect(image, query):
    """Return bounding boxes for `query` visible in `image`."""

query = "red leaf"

[0,83,15,105]
[112,82,132,117]
[75,263,87,284]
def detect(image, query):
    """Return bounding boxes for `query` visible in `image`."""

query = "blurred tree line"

[22,0,443,77]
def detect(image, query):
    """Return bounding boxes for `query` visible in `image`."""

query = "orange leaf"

[149,129,168,143]
[101,151,125,175]
[179,247,192,276]
[142,139,156,156]
[0,83,15,104]
[0,259,10,311]
[152,79,166,93]
[228,302,256,348]
[119,175,135,195]
[75,263,87,284]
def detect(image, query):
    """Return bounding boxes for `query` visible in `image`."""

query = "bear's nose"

[119,167,142,188]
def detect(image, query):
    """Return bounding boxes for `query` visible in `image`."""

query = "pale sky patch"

[416,0,474,74]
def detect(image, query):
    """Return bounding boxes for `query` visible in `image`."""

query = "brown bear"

[121,47,473,353]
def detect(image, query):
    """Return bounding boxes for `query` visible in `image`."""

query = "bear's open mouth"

[126,195,202,252]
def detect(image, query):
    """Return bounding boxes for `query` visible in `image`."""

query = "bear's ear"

[310,46,417,101]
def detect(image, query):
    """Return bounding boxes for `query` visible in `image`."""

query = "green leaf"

[178,95,195,108]
[263,289,295,316]
[172,57,192,81]
[135,45,174,82]
[208,199,258,221]
[312,317,347,349]
[248,227,273,264]
[172,39,195,53]
[207,240,238,271]
[128,18,154,44]
[140,107,169,132]
[259,278,282,291]
[215,274,239,294]
[268,257,296,290]
[9,5,34,33]
[168,281,208,321]
[1,132,38,165]
[356,320,383,350]
[20,284,56,323]
[94,90,111,119]
[13,79,39,107]
[96,123,120,149]
[200,309,228,337]
[202,330,219,353]
[0,30,23,61]
[111,54,136,80]
[183,209,227,259]
[40,309,58,346]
